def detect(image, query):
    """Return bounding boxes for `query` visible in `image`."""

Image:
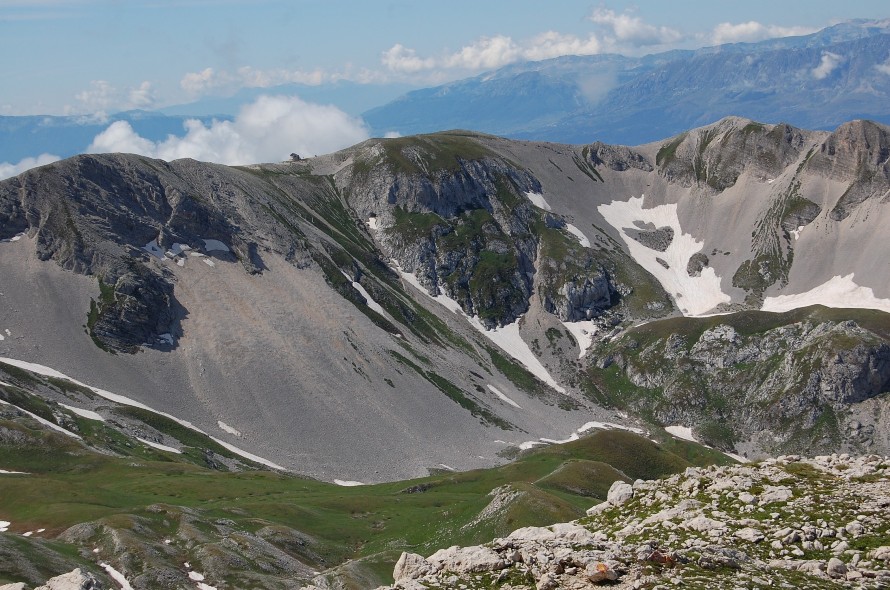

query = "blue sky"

[2,0,888,116]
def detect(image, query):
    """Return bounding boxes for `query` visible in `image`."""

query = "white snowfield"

[665,425,696,442]
[217,421,241,437]
[341,271,388,317]
[520,420,646,450]
[564,223,591,248]
[487,384,522,409]
[136,437,182,454]
[396,264,567,393]
[0,469,27,474]
[561,320,598,359]
[525,191,552,211]
[60,403,105,422]
[0,398,81,439]
[334,479,364,486]
[598,195,730,316]
[762,274,890,314]
[0,356,286,471]
[100,563,135,590]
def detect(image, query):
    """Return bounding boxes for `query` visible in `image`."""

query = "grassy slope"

[0,406,728,585]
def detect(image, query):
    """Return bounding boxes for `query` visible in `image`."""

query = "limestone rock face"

[34,569,101,590]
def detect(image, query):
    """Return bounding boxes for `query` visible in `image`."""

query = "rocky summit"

[369,454,890,590]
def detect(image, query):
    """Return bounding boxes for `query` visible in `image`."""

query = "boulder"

[607,480,633,506]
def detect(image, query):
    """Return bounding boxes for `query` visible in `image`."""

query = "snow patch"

[0,333,3,341]
[137,437,182,454]
[367,216,379,230]
[0,398,81,439]
[176,258,185,267]
[208,436,286,470]
[334,479,364,486]
[217,421,241,437]
[598,195,730,316]
[202,239,230,252]
[396,264,566,393]
[157,333,174,346]
[519,421,645,451]
[22,531,32,537]
[203,258,216,267]
[0,469,28,474]
[341,272,388,317]
[564,223,591,248]
[188,571,205,581]
[438,464,456,471]
[526,191,551,211]
[197,584,218,590]
[167,243,191,257]
[60,403,105,422]
[0,521,10,532]
[561,320,598,359]
[487,384,522,409]
[665,425,697,442]
[576,421,646,436]
[142,240,165,259]
[0,357,207,433]
[762,274,890,314]
[789,225,805,240]
[100,563,135,590]
[0,356,288,470]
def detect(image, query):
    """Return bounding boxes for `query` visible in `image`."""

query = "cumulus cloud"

[0,153,60,181]
[589,8,683,46]
[876,57,890,76]
[382,31,602,74]
[710,21,817,45]
[381,44,437,74]
[87,95,369,165]
[812,52,845,80]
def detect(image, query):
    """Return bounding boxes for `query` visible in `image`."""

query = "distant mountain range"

[364,18,890,144]
[4,19,890,166]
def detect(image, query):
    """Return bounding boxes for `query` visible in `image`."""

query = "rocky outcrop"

[372,454,890,590]
[590,317,890,457]
[657,118,809,190]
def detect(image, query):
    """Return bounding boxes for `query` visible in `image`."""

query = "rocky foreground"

[360,454,890,590]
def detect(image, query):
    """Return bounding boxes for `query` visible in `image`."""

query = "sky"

[0,0,888,175]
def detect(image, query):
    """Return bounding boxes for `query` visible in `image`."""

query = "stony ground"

[365,454,890,590]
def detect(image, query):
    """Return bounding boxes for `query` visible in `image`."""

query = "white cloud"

[381,44,437,74]
[87,95,369,165]
[876,57,890,76]
[68,79,158,114]
[710,21,817,45]
[589,8,683,47]
[812,52,845,80]
[442,35,522,70]
[382,31,603,75]
[0,153,60,181]
[523,31,602,61]
[128,81,156,109]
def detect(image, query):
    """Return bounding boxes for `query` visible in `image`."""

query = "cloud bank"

[0,153,60,181]
[88,95,369,165]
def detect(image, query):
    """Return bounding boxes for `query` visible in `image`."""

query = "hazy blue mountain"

[364,19,890,144]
